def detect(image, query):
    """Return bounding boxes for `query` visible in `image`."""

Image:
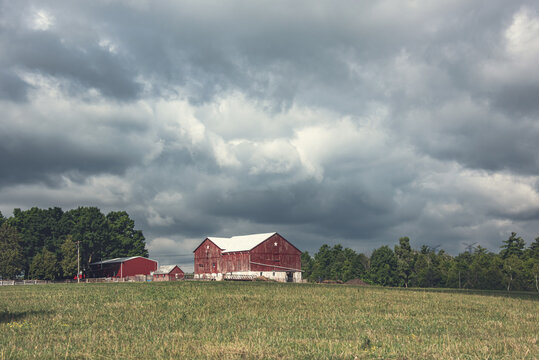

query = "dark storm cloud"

[491,83,539,116]
[5,28,141,101]
[0,70,30,102]
[0,131,139,186]
[1,0,539,264]
[402,105,539,176]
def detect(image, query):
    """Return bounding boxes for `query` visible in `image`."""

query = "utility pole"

[77,241,80,284]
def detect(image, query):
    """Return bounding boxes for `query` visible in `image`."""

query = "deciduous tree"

[106,211,148,258]
[0,223,24,279]
[503,255,524,291]
[301,251,314,280]
[60,235,78,278]
[394,237,415,287]
[311,244,332,282]
[369,246,398,286]
[60,207,109,269]
[29,248,60,280]
[8,207,64,278]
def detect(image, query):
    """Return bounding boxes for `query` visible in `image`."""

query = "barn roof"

[90,256,154,265]
[153,265,180,275]
[204,232,277,253]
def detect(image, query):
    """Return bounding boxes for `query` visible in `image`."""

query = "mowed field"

[0,282,537,359]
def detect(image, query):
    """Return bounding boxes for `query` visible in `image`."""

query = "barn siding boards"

[194,239,223,274]
[250,233,301,272]
[193,233,302,282]
[89,256,158,278]
[153,265,184,281]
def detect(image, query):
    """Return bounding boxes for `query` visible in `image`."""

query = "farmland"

[0,282,537,359]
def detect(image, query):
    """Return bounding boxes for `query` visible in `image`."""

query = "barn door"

[286,271,293,282]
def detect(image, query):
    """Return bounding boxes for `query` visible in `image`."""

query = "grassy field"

[0,282,537,359]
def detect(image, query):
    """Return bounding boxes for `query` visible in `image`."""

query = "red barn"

[89,256,158,278]
[152,265,184,281]
[193,232,302,282]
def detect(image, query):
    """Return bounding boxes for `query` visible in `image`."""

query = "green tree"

[329,244,345,281]
[3,206,148,278]
[0,211,5,226]
[435,250,454,288]
[500,232,525,259]
[358,253,369,273]
[60,207,109,269]
[308,244,365,282]
[522,257,539,292]
[301,251,314,281]
[394,237,416,287]
[311,244,332,282]
[106,211,148,258]
[525,237,539,260]
[412,247,444,288]
[29,248,60,280]
[369,246,398,286]
[524,238,539,292]
[468,247,504,290]
[502,255,524,291]
[60,235,78,278]
[341,248,365,282]
[0,223,24,279]
[8,207,64,277]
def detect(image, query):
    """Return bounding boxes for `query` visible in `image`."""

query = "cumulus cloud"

[1,0,538,266]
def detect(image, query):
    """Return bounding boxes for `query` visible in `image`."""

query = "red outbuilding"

[152,265,185,281]
[193,232,302,282]
[89,256,158,278]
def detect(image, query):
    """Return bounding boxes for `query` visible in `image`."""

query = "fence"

[1,280,53,286]
[0,277,152,285]
[84,275,153,283]
[0,274,198,286]
[224,274,258,281]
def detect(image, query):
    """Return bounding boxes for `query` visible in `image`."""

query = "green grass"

[0,282,537,359]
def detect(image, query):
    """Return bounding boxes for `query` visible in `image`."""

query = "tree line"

[301,234,539,291]
[0,207,148,280]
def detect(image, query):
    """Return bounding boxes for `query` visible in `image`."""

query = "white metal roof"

[153,265,179,275]
[207,232,276,253]
[90,256,143,265]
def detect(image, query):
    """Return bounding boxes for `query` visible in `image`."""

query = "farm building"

[193,232,302,282]
[152,265,184,281]
[88,256,158,278]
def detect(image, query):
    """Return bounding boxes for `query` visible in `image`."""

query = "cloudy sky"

[1,0,538,270]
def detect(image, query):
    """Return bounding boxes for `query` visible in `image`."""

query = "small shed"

[153,265,184,281]
[89,256,158,278]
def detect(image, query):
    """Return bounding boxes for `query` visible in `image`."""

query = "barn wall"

[89,263,121,278]
[194,239,222,275]
[152,266,185,281]
[221,252,250,273]
[194,271,302,282]
[170,266,184,277]
[122,257,158,277]
[249,233,301,272]
[193,233,302,282]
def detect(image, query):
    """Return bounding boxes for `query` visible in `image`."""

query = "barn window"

[273,272,275,276]
[212,263,216,268]
[199,264,204,268]
[260,272,262,276]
